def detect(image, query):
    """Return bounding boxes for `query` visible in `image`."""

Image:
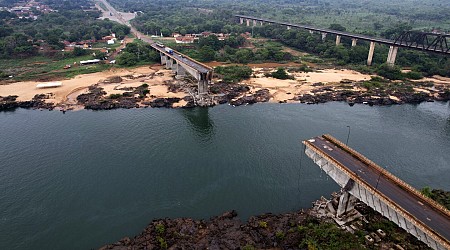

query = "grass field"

[0,55,112,82]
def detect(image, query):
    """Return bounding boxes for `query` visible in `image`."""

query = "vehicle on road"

[165,47,174,55]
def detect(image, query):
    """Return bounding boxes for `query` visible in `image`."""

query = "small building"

[107,39,115,45]
[175,36,194,44]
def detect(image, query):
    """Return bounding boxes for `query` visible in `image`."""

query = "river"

[1,102,449,249]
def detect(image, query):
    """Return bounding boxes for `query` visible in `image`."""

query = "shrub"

[404,71,423,80]
[109,94,122,99]
[270,68,294,80]
[156,236,168,249]
[155,223,165,235]
[275,231,285,240]
[258,221,268,228]
[215,65,253,83]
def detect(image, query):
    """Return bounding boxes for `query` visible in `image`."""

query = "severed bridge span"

[99,0,213,106]
[303,135,450,250]
[236,15,450,66]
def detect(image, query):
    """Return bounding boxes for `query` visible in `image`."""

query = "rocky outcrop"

[0,94,54,111]
[229,89,272,106]
[101,200,430,250]
[77,84,150,110]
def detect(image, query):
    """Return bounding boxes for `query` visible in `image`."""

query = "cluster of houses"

[62,34,120,51]
[0,0,55,20]
[172,32,231,44]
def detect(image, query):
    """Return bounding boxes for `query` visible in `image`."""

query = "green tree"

[198,45,215,62]
[117,52,138,66]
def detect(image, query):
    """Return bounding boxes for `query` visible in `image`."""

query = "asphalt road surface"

[308,136,450,244]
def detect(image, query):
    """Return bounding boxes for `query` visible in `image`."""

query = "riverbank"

[100,194,429,250]
[1,64,449,111]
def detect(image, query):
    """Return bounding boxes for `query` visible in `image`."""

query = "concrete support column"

[367,41,375,66]
[165,58,173,69]
[253,20,257,26]
[309,30,314,34]
[351,38,357,47]
[171,61,177,73]
[240,18,244,24]
[335,35,341,46]
[246,19,250,27]
[287,26,291,30]
[176,64,186,77]
[160,53,167,65]
[321,32,327,41]
[198,80,208,95]
[337,191,353,217]
[386,46,398,66]
[260,21,263,26]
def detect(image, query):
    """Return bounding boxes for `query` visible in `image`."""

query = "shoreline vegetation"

[1,64,449,112]
[101,188,450,250]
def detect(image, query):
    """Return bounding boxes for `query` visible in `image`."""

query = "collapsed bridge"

[303,135,450,250]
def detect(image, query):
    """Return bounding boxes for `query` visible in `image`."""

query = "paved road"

[98,0,211,74]
[236,15,450,55]
[308,136,450,244]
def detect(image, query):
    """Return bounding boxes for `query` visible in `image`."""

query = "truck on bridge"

[164,47,174,55]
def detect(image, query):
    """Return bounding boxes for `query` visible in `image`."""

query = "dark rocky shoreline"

[100,199,429,250]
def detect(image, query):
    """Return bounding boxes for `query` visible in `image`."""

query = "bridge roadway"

[99,0,211,74]
[139,36,211,74]
[306,136,450,246]
[236,15,450,55]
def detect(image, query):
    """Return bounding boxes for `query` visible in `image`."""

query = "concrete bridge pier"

[336,190,358,218]
[160,53,167,65]
[321,33,327,41]
[253,20,257,26]
[367,41,375,66]
[246,19,250,27]
[176,64,186,79]
[309,30,314,34]
[171,61,177,73]
[287,26,291,30]
[240,18,244,24]
[351,38,358,47]
[197,71,213,107]
[165,58,173,70]
[335,35,341,46]
[260,21,263,26]
[387,46,399,66]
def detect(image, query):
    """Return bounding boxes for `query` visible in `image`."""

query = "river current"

[1,102,449,249]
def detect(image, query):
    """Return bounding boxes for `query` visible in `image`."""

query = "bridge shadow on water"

[181,107,215,141]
